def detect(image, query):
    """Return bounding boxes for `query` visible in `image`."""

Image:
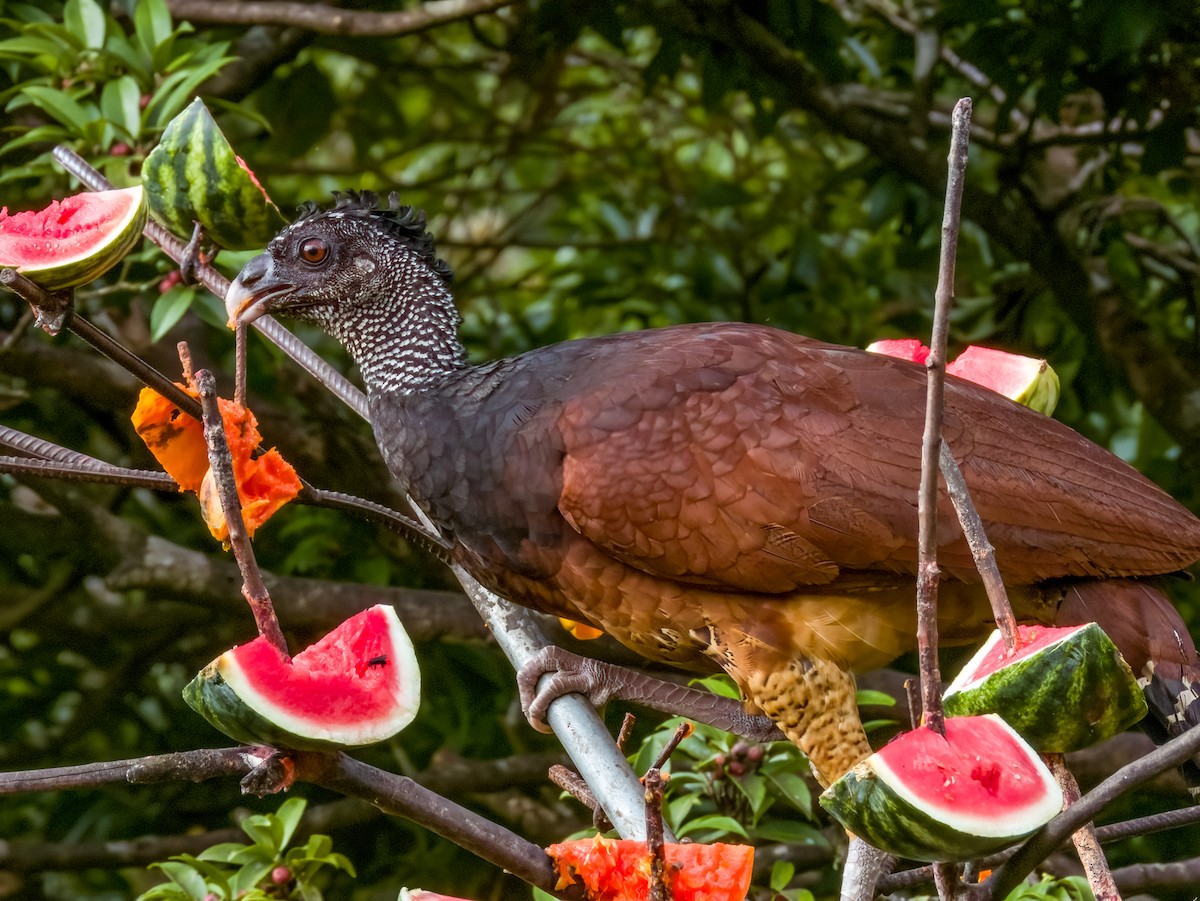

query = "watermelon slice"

[944,623,1147,752]
[866,339,1060,415]
[0,185,147,290]
[820,714,1062,862]
[184,604,420,749]
[546,836,754,901]
[142,98,286,250]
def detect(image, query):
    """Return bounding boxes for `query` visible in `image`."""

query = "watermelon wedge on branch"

[184,604,421,750]
[944,622,1147,752]
[820,714,1063,862]
[0,185,147,290]
[142,97,287,251]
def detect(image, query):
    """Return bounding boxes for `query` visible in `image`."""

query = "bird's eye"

[299,239,328,265]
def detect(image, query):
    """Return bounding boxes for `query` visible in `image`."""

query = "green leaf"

[240,813,285,854]
[765,771,812,818]
[18,85,92,132]
[688,674,741,699]
[0,35,73,60]
[0,123,71,156]
[675,814,749,839]
[856,688,896,707]
[143,45,232,127]
[99,33,153,85]
[101,75,142,141]
[230,860,273,895]
[150,861,210,901]
[149,284,196,341]
[135,0,174,57]
[63,0,106,49]
[274,797,307,848]
[752,819,825,844]
[196,842,251,863]
[728,771,768,815]
[769,860,795,892]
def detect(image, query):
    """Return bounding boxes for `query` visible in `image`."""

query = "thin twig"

[644,767,670,901]
[939,443,1019,647]
[616,712,637,753]
[194,367,288,656]
[0,423,442,547]
[549,764,614,832]
[989,722,1200,896]
[235,323,248,407]
[1045,754,1120,900]
[916,97,973,737]
[649,722,694,774]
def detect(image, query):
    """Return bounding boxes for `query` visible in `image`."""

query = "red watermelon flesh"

[956,624,1075,687]
[229,605,413,722]
[546,837,754,901]
[184,604,421,748]
[866,337,930,364]
[0,186,146,289]
[871,715,1058,832]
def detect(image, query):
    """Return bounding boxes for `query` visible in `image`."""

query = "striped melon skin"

[820,715,1062,862]
[0,186,147,290]
[943,623,1147,752]
[142,98,286,250]
[184,604,420,750]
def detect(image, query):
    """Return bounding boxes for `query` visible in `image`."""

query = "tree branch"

[166,0,516,36]
[989,722,1200,896]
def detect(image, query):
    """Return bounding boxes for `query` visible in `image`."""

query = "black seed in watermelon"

[943,622,1147,752]
[820,714,1063,862]
[142,98,287,250]
[183,604,420,750]
[0,186,147,290]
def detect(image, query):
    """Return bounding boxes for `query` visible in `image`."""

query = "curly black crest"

[291,191,454,285]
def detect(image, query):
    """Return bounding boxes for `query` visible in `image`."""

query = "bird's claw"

[517,646,622,733]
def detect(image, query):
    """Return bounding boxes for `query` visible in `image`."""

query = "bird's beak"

[224,252,294,329]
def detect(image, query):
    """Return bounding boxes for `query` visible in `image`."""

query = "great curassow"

[225,192,1200,787]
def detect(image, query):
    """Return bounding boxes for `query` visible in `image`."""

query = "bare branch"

[1045,754,1119,901]
[166,0,515,36]
[195,367,288,655]
[916,97,973,738]
[990,723,1200,896]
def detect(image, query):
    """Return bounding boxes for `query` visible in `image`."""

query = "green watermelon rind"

[820,715,1063,862]
[943,622,1147,753]
[142,97,286,250]
[183,604,421,750]
[0,186,147,290]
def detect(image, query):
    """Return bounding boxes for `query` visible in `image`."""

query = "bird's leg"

[741,656,872,788]
[516,646,786,743]
[177,222,220,285]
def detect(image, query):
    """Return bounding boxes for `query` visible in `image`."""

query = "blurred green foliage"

[2,0,1200,898]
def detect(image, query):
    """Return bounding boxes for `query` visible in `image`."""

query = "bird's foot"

[517,646,628,733]
[178,222,218,285]
[516,646,785,743]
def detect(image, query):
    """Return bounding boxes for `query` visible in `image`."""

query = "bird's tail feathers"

[1059,578,1200,798]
